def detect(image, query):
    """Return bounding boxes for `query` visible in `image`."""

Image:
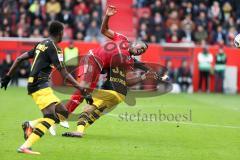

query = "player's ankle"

[77,125,85,133]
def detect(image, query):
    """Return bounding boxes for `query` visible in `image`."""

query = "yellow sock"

[77,125,85,133]
[29,118,45,127]
[21,118,55,148]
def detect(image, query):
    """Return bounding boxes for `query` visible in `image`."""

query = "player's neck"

[49,36,59,44]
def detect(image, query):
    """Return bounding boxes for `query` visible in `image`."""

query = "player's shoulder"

[34,39,52,52]
[40,39,55,48]
[113,32,128,41]
[35,39,52,49]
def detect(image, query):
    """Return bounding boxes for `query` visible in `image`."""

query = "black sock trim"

[77,121,86,126]
[79,112,93,124]
[33,128,44,137]
[44,114,59,123]
[41,121,51,129]
[91,111,100,119]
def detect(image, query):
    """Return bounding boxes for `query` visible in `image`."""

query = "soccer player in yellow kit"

[0,21,93,154]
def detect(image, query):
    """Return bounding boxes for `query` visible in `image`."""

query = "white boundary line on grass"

[106,113,240,129]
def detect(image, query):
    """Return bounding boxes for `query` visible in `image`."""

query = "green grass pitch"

[0,87,240,160]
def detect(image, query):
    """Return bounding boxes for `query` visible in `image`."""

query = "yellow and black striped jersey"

[102,66,127,96]
[27,39,64,94]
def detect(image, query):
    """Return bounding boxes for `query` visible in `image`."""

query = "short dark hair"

[48,21,64,36]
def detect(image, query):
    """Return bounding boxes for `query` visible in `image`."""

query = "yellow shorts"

[31,87,61,110]
[92,89,125,110]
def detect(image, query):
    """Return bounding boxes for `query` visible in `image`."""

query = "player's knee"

[56,104,69,119]
[43,113,60,124]
[57,110,69,119]
[83,104,96,113]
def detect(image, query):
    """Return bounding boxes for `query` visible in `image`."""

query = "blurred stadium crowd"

[0,0,239,46]
[0,0,104,42]
[0,0,235,93]
[135,0,240,46]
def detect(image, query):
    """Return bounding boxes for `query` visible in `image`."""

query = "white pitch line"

[106,113,240,129]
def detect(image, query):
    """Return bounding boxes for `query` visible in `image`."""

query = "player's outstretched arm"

[7,52,32,77]
[133,59,169,81]
[100,5,117,40]
[133,59,150,72]
[126,70,157,87]
[59,67,93,105]
[1,52,32,90]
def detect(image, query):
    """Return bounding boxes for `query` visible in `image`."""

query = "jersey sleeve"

[27,43,38,58]
[112,32,128,41]
[27,49,35,58]
[48,42,64,70]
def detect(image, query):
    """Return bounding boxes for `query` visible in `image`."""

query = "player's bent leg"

[62,105,95,138]
[77,106,108,133]
[62,90,124,138]
[22,118,46,140]
[75,90,125,135]
[76,105,97,133]
[29,118,45,128]
[49,103,70,136]
[62,105,105,138]
[65,59,101,113]
[62,111,91,138]
[18,103,59,154]
[55,103,70,128]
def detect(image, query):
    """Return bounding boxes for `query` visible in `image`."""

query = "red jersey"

[90,32,134,70]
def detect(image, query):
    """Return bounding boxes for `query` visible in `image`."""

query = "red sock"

[66,90,83,113]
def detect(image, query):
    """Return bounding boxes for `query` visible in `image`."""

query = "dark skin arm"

[49,39,93,104]
[6,51,88,92]
[1,52,32,90]
[133,58,169,81]
[126,70,169,87]
[126,72,143,86]
[133,59,150,72]
[126,70,157,87]
[6,52,32,77]
[59,67,83,91]
[1,51,82,91]
[100,5,117,40]
[58,66,93,105]
[6,52,80,87]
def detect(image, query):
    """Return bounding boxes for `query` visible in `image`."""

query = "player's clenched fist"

[0,75,11,90]
[144,71,158,80]
[106,5,117,16]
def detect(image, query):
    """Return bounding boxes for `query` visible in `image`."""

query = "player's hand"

[160,74,169,81]
[144,71,158,80]
[84,94,93,105]
[1,75,11,90]
[78,88,94,105]
[106,5,117,16]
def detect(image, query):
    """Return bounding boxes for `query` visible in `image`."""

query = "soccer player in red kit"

[65,6,148,113]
